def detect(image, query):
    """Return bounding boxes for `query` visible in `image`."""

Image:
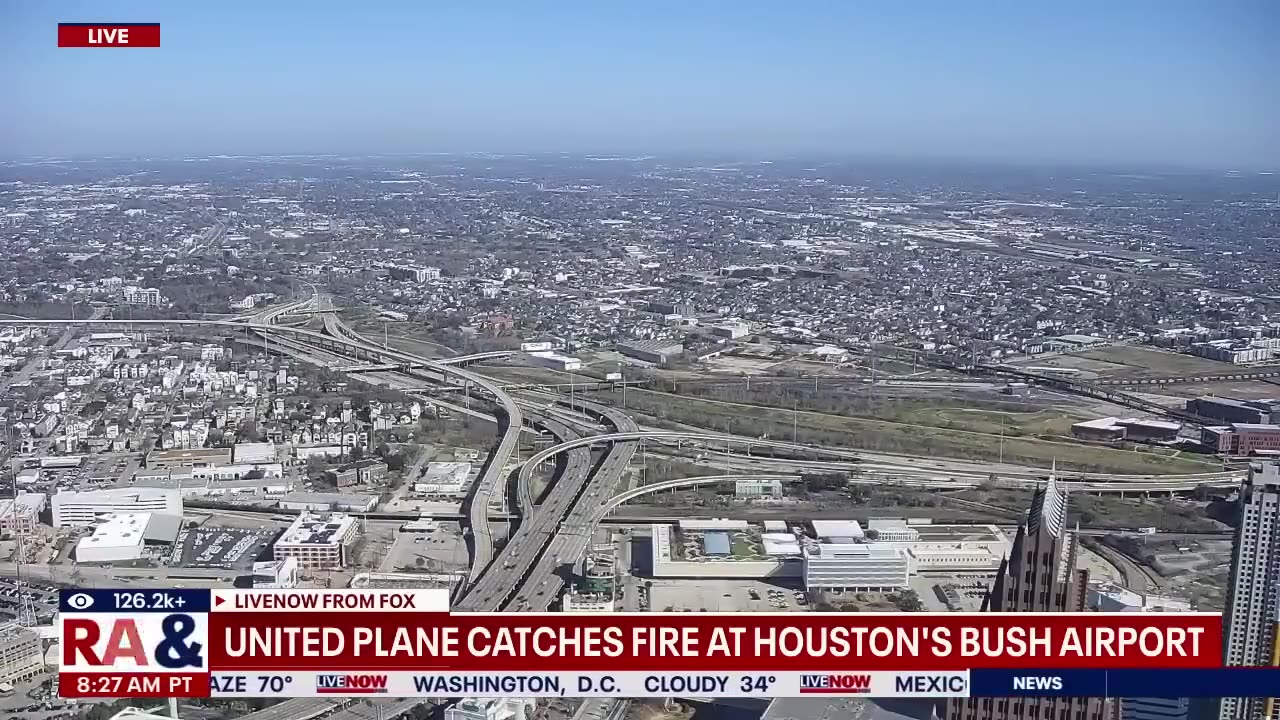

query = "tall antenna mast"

[10,473,37,627]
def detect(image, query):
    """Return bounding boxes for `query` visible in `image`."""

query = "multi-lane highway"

[334,351,516,371]
[276,313,598,602]
[500,399,639,611]
[317,313,523,583]
[243,308,646,611]
[455,396,626,610]
[515,417,587,518]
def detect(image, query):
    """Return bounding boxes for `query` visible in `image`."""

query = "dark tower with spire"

[946,463,1107,720]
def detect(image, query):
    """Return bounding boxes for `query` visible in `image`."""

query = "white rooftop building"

[867,518,920,542]
[811,519,865,542]
[74,512,181,564]
[903,543,1006,573]
[649,524,801,579]
[803,543,909,592]
[251,557,299,589]
[761,533,803,557]
[75,515,148,563]
[277,491,377,512]
[272,512,359,570]
[414,462,473,495]
[0,493,46,536]
[526,351,582,371]
[735,477,784,498]
[232,441,277,464]
[52,488,183,527]
[0,623,43,684]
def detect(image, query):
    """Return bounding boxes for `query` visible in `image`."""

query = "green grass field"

[1071,346,1242,378]
[585,387,1216,476]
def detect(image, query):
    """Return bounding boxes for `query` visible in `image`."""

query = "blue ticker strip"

[970,669,1107,696]
[971,668,1280,698]
[60,588,211,613]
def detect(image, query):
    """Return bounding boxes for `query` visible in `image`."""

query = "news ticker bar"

[58,669,1280,700]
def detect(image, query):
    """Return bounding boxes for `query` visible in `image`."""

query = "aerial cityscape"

[2,3,1279,720]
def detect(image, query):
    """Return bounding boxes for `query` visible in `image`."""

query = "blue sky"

[2,1,1277,168]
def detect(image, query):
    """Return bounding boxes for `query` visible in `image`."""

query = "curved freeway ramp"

[458,396,640,612]
[316,313,524,585]
[515,416,588,519]
[456,427,594,611]
[505,398,640,611]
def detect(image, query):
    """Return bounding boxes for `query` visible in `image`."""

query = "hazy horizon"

[4,1,1277,170]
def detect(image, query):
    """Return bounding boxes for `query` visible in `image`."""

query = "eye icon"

[67,593,94,610]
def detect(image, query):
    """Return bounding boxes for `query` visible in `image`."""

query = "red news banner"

[211,612,1218,673]
[58,23,160,47]
[62,589,1220,678]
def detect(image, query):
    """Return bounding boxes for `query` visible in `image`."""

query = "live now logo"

[58,23,161,47]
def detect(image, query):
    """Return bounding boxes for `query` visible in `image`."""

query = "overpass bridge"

[513,416,590,520]
[333,351,515,372]
[518,430,857,472]
[602,474,802,512]
[1095,369,1280,387]
[458,397,638,612]
[316,313,523,585]
[504,400,639,612]
[594,471,1236,517]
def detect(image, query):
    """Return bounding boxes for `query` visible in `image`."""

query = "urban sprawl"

[0,156,1278,720]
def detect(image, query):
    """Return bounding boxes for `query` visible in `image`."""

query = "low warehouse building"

[527,351,582,371]
[414,462,473,496]
[75,512,182,564]
[649,524,801,579]
[617,339,684,364]
[278,491,377,512]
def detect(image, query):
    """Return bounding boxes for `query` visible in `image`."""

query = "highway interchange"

[318,311,524,586]
[0,303,1252,610]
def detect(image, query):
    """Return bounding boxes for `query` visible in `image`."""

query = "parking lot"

[912,573,997,612]
[647,578,809,613]
[178,527,277,569]
[0,577,60,624]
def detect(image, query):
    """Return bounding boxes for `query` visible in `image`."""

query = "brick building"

[1201,423,1280,455]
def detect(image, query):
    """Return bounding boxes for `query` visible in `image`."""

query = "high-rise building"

[1218,461,1280,720]
[947,469,1106,720]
